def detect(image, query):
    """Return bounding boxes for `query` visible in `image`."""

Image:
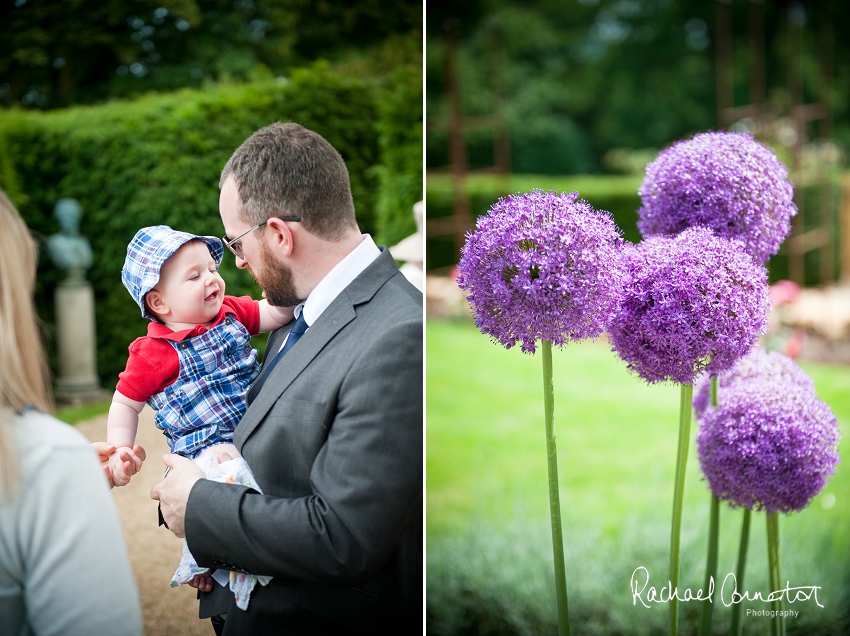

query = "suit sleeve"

[185,315,423,584]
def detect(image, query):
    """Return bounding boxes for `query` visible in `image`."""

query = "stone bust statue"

[46,198,93,283]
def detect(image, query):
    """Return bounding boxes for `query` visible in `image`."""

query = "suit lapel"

[235,248,398,447]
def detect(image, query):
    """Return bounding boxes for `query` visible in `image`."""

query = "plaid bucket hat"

[122,225,224,320]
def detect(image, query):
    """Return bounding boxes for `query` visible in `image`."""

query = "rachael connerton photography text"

[748,609,800,619]
[630,567,824,608]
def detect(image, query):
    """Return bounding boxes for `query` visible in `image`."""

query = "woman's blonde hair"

[0,188,53,495]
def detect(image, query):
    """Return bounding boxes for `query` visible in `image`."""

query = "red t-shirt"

[116,295,260,403]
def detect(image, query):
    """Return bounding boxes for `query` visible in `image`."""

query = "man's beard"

[249,242,304,307]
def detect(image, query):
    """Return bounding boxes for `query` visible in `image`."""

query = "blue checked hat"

[122,225,224,320]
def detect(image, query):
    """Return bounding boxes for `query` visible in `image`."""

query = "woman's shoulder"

[4,408,107,506]
[8,408,95,464]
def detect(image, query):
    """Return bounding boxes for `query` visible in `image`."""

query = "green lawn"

[425,173,644,199]
[56,399,111,425]
[426,319,850,635]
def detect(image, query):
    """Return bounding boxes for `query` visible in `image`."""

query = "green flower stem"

[767,512,785,636]
[698,494,720,635]
[698,378,720,636]
[669,383,693,636]
[541,340,570,636]
[730,508,751,636]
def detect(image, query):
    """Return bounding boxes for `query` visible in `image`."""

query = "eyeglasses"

[222,216,301,260]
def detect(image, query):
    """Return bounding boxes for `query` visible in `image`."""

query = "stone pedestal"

[53,280,107,404]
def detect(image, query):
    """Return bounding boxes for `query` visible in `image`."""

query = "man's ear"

[265,217,295,257]
[144,290,169,318]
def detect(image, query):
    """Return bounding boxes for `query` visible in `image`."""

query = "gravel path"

[76,408,210,636]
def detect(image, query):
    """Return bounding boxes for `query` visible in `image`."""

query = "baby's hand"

[187,570,215,593]
[92,442,146,488]
[108,446,142,487]
[202,443,241,464]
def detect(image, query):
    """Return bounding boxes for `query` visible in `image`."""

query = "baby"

[105,225,292,608]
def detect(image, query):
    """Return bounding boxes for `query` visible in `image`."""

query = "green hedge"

[425,174,643,272]
[0,61,422,387]
[374,63,423,248]
[425,173,838,286]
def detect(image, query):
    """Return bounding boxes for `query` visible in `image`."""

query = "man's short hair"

[220,122,358,241]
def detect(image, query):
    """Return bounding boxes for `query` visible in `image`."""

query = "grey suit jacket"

[185,248,422,635]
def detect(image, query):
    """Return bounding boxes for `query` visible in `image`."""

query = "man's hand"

[91,442,146,488]
[150,453,204,538]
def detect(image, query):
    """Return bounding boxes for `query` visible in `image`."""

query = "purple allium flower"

[607,226,770,385]
[456,190,626,354]
[693,346,815,415]
[696,349,840,513]
[637,131,797,264]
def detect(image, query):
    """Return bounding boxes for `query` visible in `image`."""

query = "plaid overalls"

[148,314,260,459]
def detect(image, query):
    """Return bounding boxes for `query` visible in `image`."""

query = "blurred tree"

[426,0,492,37]
[0,0,421,109]
[0,0,201,107]
[283,0,421,61]
[426,0,850,175]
